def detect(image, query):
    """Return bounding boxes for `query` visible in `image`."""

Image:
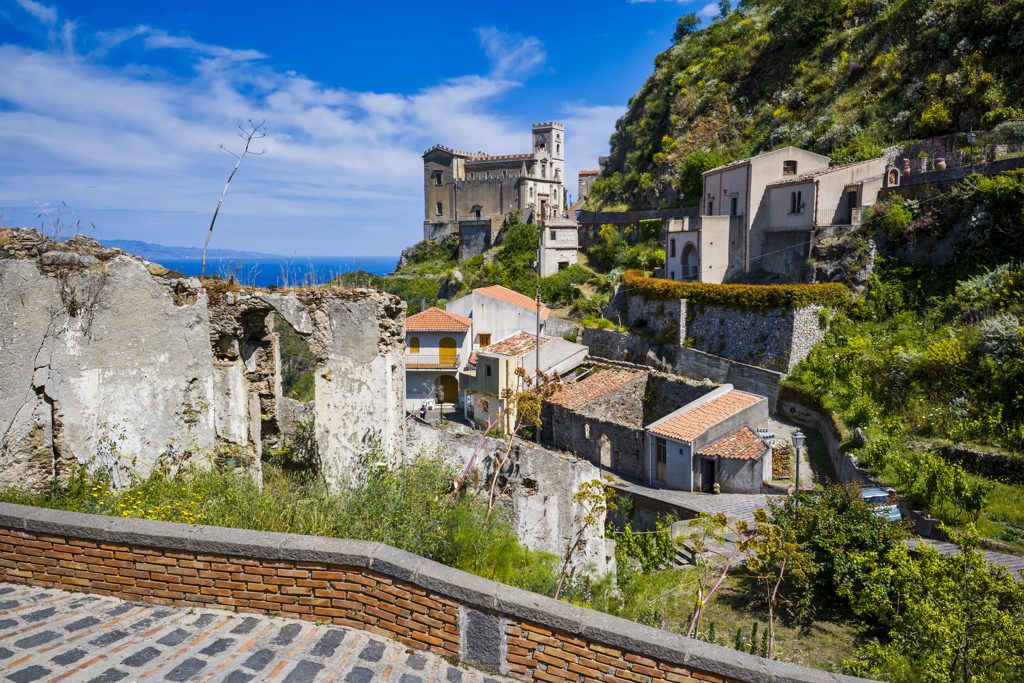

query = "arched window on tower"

[790,192,796,214]
[797,190,802,213]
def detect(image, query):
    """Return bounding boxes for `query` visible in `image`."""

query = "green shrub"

[540,265,591,305]
[623,270,850,309]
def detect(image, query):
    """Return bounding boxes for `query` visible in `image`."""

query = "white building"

[404,307,472,410]
[445,285,551,351]
[645,385,770,493]
[537,218,579,277]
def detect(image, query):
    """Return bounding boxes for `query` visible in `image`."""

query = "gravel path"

[0,584,511,683]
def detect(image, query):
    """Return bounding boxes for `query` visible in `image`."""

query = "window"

[707,199,713,214]
[670,239,676,258]
[502,170,507,178]
[475,209,481,219]
[730,197,738,216]
[485,364,492,378]
[790,192,796,214]
[486,171,491,179]
[797,190,802,213]
[433,171,443,186]
[783,160,797,175]
[479,333,491,347]
[541,165,546,179]
[656,439,666,464]
[556,143,560,155]
[409,337,420,353]
[556,133,560,140]
[436,202,443,215]
[550,229,557,240]
[529,187,533,198]
[470,173,474,179]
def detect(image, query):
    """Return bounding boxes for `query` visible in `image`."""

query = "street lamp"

[967,129,977,174]
[792,430,805,497]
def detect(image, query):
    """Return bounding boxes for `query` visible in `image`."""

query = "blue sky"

[0,0,719,256]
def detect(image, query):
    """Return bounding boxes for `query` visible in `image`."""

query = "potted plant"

[936,157,947,170]
[902,157,912,174]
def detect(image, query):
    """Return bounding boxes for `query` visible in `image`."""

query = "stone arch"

[682,244,698,281]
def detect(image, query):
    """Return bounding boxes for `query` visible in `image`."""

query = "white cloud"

[0,14,616,254]
[699,2,719,17]
[16,0,56,25]
[475,27,546,79]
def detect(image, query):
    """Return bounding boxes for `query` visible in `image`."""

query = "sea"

[155,256,399,289]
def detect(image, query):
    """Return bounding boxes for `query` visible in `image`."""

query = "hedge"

[623,270,851,309]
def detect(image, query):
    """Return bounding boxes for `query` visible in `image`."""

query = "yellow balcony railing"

[405,352,459,369]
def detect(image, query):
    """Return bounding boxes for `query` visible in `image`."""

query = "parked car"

[860,487,902,522]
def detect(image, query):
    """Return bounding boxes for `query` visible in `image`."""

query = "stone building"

[422,122,566,241]
[663,146,894,283]
[578,169,599,201]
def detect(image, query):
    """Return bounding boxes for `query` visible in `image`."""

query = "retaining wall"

[0,503,871,683]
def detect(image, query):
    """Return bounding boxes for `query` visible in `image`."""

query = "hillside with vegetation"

[591,0,1024,210]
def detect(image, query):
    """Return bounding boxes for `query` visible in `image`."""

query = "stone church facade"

[422,122,565,241]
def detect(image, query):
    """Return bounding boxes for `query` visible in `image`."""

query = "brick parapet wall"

[0,503,872,683]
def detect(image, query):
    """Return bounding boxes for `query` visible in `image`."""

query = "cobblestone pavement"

[0,584,511,683]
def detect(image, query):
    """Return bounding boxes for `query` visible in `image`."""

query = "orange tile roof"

[549,368,647,408]
[482,331,554,358]
[648,390,764,443]
[697,428,768,460]
[578,170,600,176]
[406,307,471,331]
[475,285,551,320]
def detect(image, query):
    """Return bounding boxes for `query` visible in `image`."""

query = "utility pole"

[535,228,542,444]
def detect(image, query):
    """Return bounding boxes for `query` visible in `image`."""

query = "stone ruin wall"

[0,229,405,490]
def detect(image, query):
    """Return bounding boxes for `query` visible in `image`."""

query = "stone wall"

[581,327,650,365]
[623,293,827,374]
[0,229,405,490]
[405,422,610,575]
[0,502,872,683]
[908,442,1024,487]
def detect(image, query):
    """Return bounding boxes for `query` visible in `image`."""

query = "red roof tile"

[549,368,647,408]
[649,390,764,443]
[697,428,768,460]
[476,285,551,320]
[578,170,600,176]
[406,307,471,331]
[766,159,879,187]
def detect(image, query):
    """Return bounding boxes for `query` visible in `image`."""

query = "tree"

[202,119,267,277]
[744,508,815,659]
[684,513,758,638]
[846,525,1024,683]
[673,13,700,43]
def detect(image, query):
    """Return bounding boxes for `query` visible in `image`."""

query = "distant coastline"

[101,239,282,260]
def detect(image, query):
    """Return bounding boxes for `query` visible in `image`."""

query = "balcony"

[405,352,460,369]
[814,208,854,227]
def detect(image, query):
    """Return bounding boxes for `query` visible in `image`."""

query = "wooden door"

[439,375,458,403]
[701,459,715,493]
[439,337,457,366]
[655,438,667,483]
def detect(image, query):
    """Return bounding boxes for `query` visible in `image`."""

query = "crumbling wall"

[0,229,406,490]
[406,422,610,575]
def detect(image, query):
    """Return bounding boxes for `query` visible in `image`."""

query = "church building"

[422,122,565,241]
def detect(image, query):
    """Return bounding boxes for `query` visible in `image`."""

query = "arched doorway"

[683,245,699,281]
[598,434,612,470]
[439,337,457,366]
[438,375,458,403]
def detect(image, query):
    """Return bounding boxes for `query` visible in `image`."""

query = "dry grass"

[0,229,10,247]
